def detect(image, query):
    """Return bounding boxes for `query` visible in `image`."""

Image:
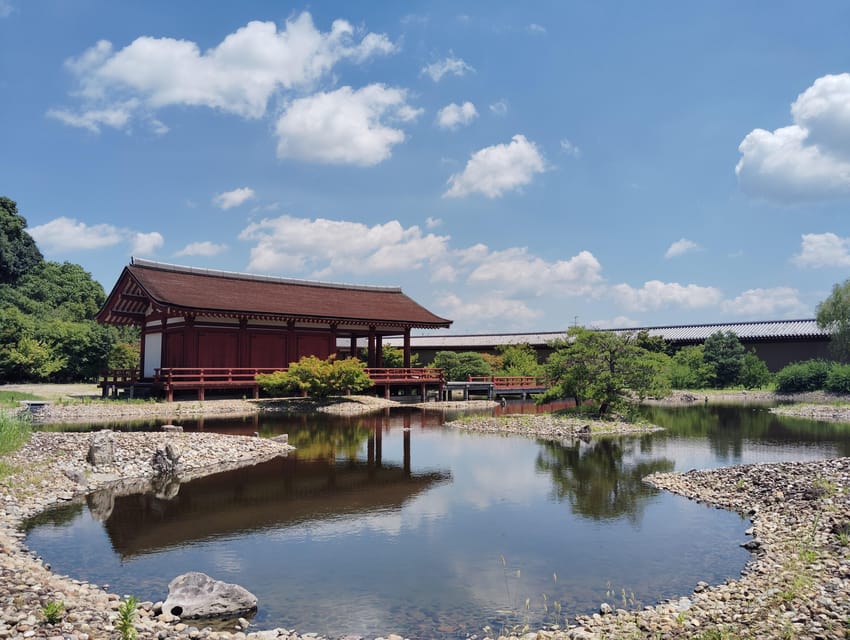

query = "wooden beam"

[112,310,146,320]
[120,293,149,303]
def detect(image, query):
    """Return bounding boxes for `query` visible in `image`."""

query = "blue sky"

[3,1,850,333]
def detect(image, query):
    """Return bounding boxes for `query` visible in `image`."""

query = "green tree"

[738,351,772,389]
[496,343,542,377]
[702,331,745,388]
[431,351,492,381]
[542,328,670,416]
[817,279,850,362]
[0,197,43,284]
[668,345,715,389]
[380,344,419,368]
[256,356,371,398]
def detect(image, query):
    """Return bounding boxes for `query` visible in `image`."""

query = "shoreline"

[1,399,849,638]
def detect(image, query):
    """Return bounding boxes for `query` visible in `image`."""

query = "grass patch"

[0,390,45,409]
[0,411,32,456]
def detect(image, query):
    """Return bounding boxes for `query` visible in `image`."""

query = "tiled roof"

[384,319,826,348]
[97,259,452,328]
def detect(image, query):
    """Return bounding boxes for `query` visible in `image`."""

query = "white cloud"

[239,215,449,276]
[131,231,164,256]
[736,73,850,202]
[175,241,228,257]
[611,280,723,312]
[527,23,547,35]
[436,101,478,130]
[422,55,474,82]
[28,217,123,251]
[430,264,457,282]
[444,134,546,198]
[792,232,850,268]
[275,85,421,166]
[489,100,509,116]
[51,12,396,129]
[0,0,14,18]
[46,103,135,133]
[720,287,808,317]
[213,187,256,210]
[560,138,581,158]
[27,216,161,255]
[425,216,442,228]
[665,238,700,259]
[467,247,603,297]
[588,316,641,330]
[438,293,541,325]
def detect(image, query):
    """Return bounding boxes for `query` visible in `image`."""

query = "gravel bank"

[649,389,850,406]
[771,403,850,424]
[446,414,663,438]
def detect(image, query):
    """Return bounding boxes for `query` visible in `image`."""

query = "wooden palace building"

[97,258,452,400]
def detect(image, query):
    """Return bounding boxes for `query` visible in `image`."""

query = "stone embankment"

[447,414,663,439]
[771,403,850,424]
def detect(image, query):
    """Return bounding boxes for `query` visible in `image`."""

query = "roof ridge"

[129,257,403,293]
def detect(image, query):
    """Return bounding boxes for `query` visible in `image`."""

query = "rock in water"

[151,441,184,476]
[87,430,115,466]
[161,572,258,618]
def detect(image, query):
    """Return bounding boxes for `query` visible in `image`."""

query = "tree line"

[0,197,138,383]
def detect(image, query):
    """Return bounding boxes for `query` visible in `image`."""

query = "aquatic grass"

[0,390,44,409]
[41,600,64,624]
[0,411,32,457]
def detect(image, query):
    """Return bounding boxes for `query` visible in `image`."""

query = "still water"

[24,404,850,638]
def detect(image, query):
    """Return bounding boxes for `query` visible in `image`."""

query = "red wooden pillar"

[184,315,196,367]
[376,334,383,368]
[287,320,296,365]
[238,317,248,367]
[368,326,376,367]
[139,325,147,378]
[329,323,338,359]
[350,335,358,361]
[403,327,411,368]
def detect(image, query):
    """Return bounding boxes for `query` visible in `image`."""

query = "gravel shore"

[446,413,663,439]
[2,403,850,639]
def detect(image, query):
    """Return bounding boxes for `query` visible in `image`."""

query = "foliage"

[825,364,850,394]
[116,596,138,640]
[480,352,503,373]
[109,340,141,371]
[0,411,32,456]
[496,343,543,377]
[541,328,669,416]
[0,389,43,409]
[775,360,834,393]
[256,356,372,398]
[739,350,773,389]
[380,344,419,368]
[817,279,850,362]
[41,600,65,624]
[0,196,43,285]
[702,331,746,388]
[631,330,669,354]
[431,351,492,381]
[668,345,715,389]
[0,201,117,382]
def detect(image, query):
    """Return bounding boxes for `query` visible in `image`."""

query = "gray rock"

[161,424,183,433]
[161,572,258,619]
[86,430,115,466]
[151,442,184,476]
[270,434,289,444]
[599,602,612,615]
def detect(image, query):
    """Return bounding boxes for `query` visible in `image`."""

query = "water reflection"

[536,437,674,523]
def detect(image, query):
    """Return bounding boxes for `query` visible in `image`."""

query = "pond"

[24,404,850,639]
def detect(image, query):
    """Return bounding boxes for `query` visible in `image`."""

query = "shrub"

[775,359,834,393]
[669,345,715,389]
[432,351,492,381]
[825,364,850,394]
[256,356,372,398]
[703,331,745,388]
[739,351,772,389]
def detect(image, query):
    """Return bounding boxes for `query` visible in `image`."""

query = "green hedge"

[774,360,834,393]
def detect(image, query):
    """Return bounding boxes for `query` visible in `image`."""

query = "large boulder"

[87,430,115,466]
[151,441,183,476]
[161,572,257,618]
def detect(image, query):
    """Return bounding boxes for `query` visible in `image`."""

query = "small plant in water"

[41,600,64,624]
[116,595,139,640]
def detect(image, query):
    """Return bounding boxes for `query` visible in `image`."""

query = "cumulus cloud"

[436,101,478,130]
[422,55,474,82]
[275,84,421,166]
[665,238,700,258]
[213,187,256,210]
[489,100,509,116]
[425,217,442,228]
[27,216,160,255]
[239,215,449,276]
[0,0,13,18]
[527,23,547,35]
[444,134,546,198]
[793,232,850,268]
[720,287,808,317]
[736,73,850,202]
[131,231,164,256]
[175,241,228,257]
[611,280,723,312]
[466,247,603,297]
[588,316,641,330]
[50,12,396,131]
[438,293,541,325]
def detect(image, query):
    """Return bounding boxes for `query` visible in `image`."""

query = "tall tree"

[0,197,43,284]
[702,331,745,388]
[817,279,850,363]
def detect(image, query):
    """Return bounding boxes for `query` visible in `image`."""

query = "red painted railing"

[467,375,548,388]
[365,367,444,384]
